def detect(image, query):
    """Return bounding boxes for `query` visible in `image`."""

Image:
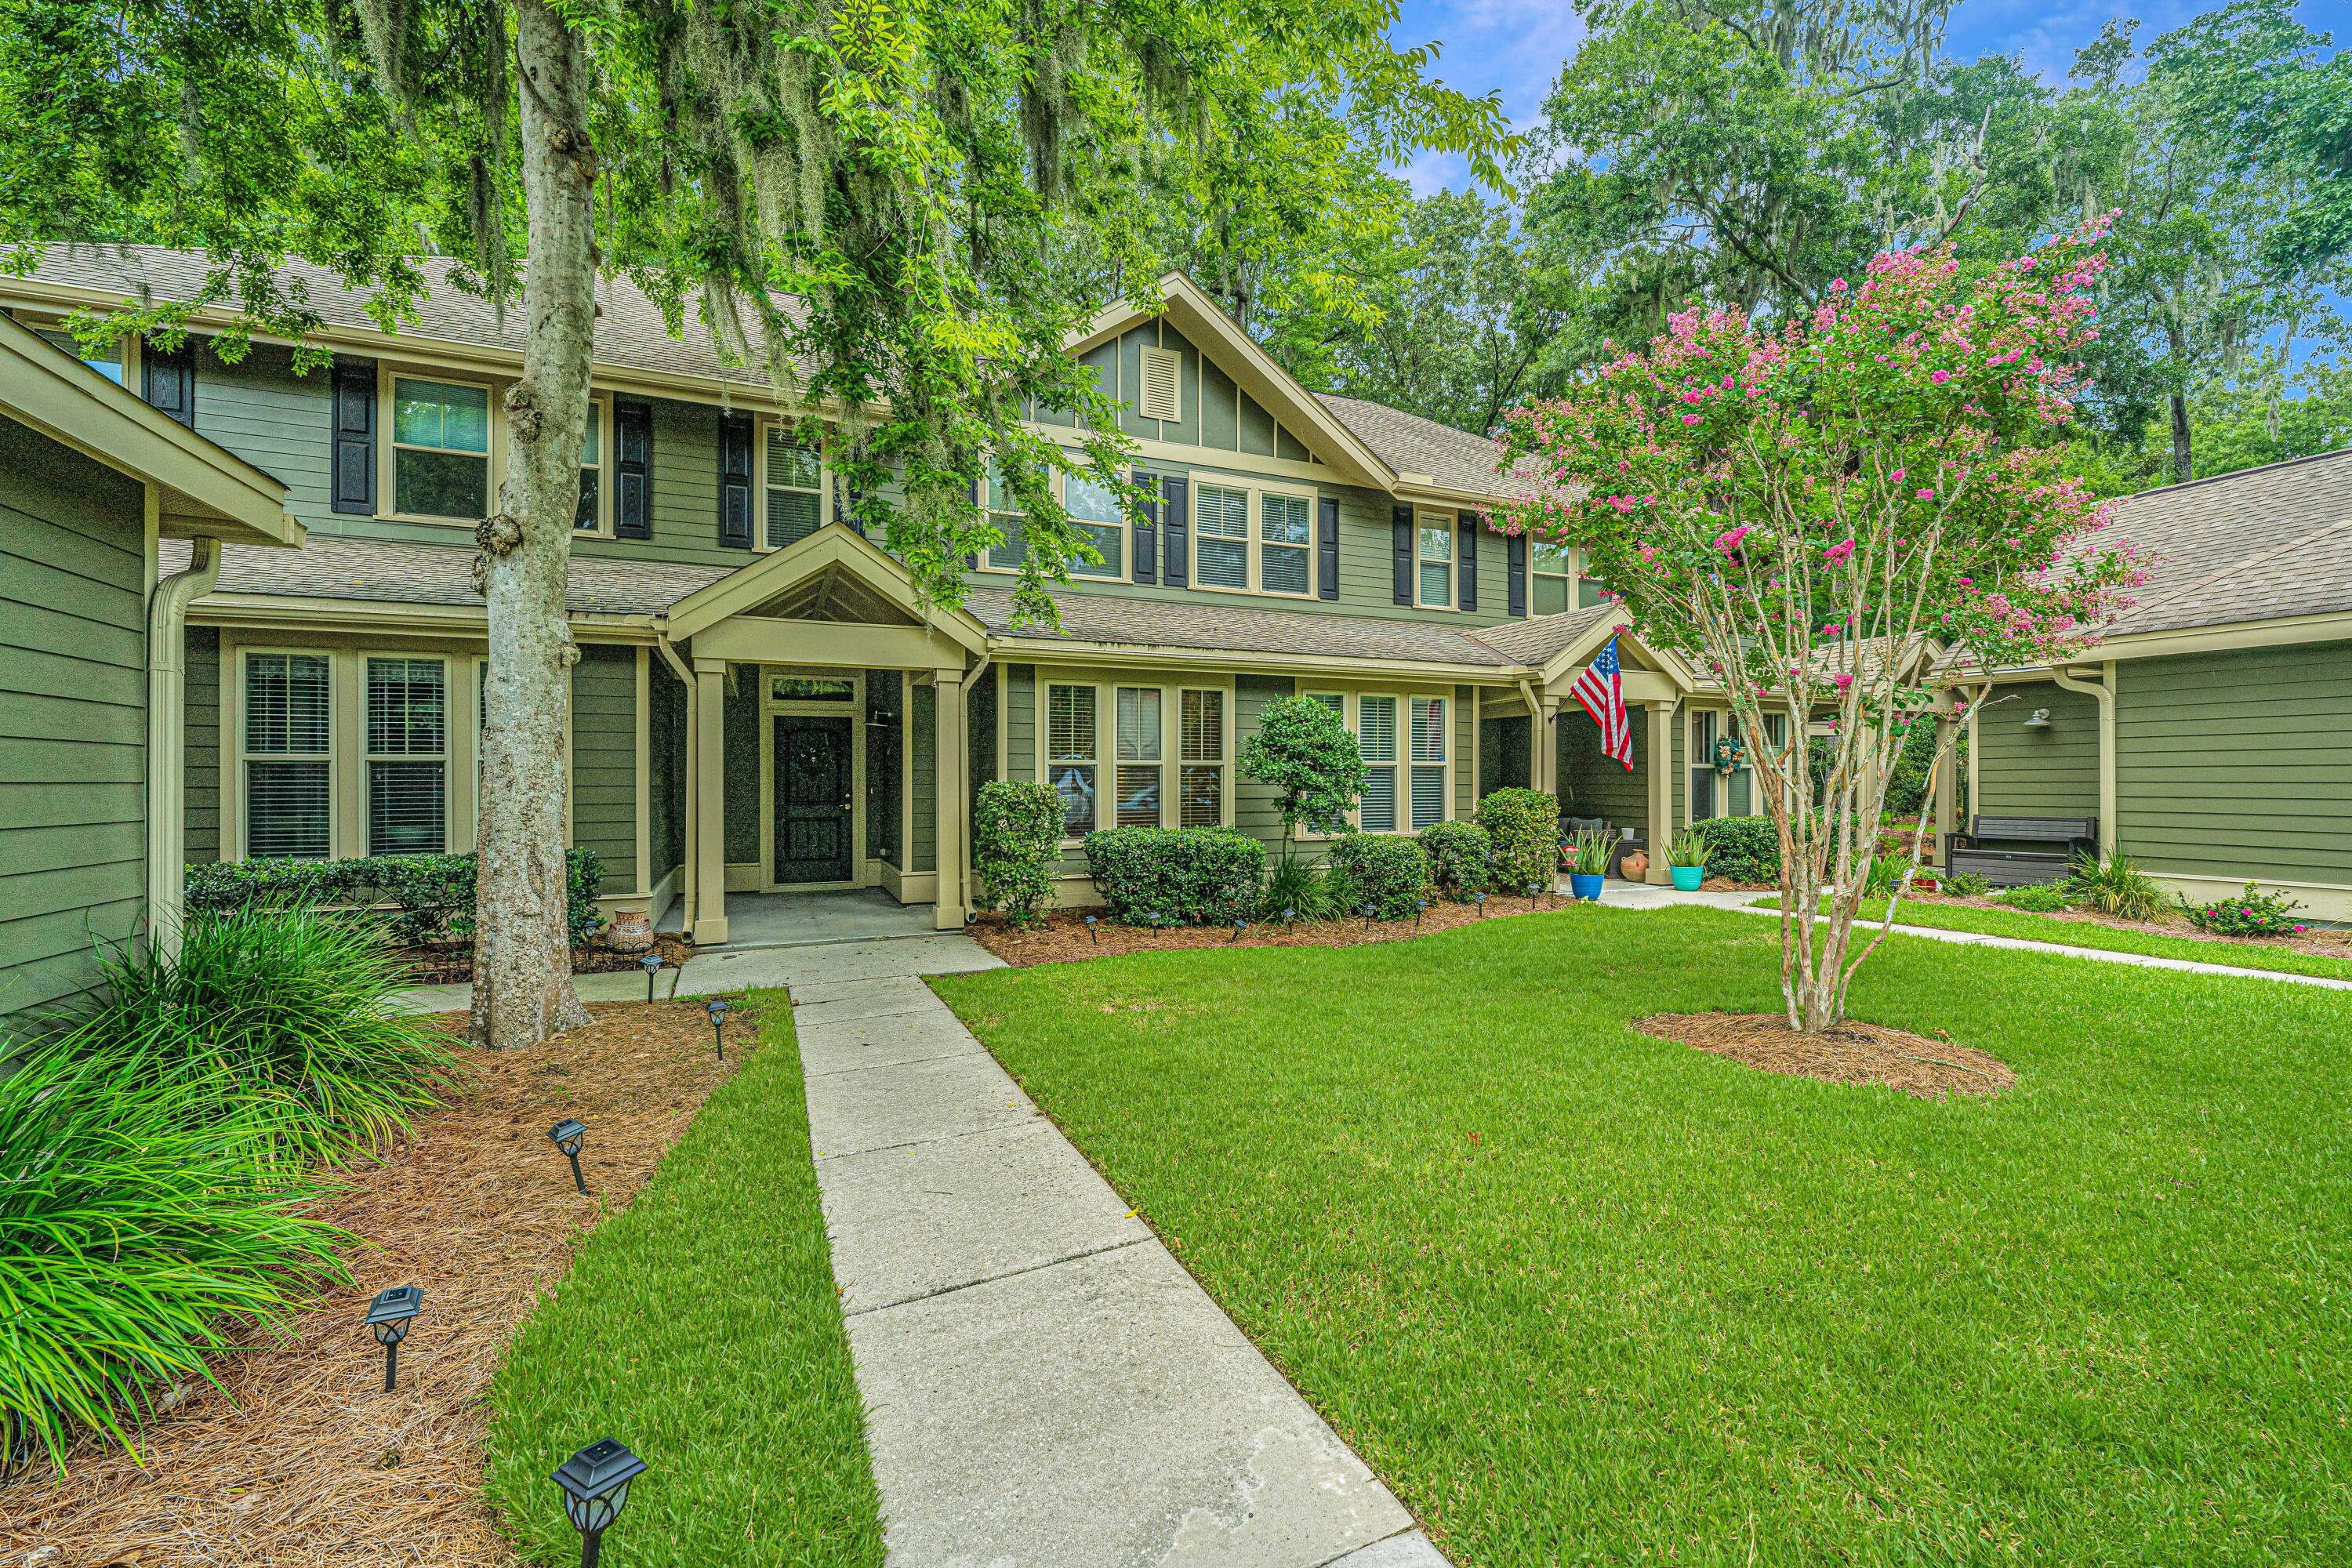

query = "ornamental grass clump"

[2065,851,2167,921]
[0,1041,351,1475]
[87,907,454,1167]
[1666,827,1711,869]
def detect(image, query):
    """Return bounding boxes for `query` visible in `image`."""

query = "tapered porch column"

[934,666,967,929]
[692,657,729,946]
[1534,698,1559,793]
[1646,699,1674,884]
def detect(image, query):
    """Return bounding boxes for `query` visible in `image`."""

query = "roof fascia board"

[663,524,989,651]
[192,593,659,641]
[982,633,1523,684]
[1535,618,1697,692]
[1955,608,2352,676]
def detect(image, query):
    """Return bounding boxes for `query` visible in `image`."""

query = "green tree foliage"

[1239,694,1367,853]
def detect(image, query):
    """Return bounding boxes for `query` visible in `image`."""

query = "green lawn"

[934,908,2352,1566]
[1752,894,2352,981]
[485,993,883,1567]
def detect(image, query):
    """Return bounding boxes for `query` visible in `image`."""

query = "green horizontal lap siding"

[2115,644,2352,884]
[189,342,337,530]
[1560,704,1647,840]
[0,416,147,1026]
[572,396,742,568]
[1004,665,1036,783]
[724,673,760,865]
[185,627,220,862]
[1975,680,2099,820]
[909,682,936,873]
[571,645,637,887]
[1452,687,1476,821]
[1234,674,1294,851]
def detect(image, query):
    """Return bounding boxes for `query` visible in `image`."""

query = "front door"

[772,714,855,884]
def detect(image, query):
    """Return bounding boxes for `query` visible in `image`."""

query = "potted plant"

[1566,826,1620,901]
[1665,828,1710,891]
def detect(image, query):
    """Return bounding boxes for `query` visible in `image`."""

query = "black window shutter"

[1160,474,1189,587]
[143,336,196,428]
[1458,513,1480,612]
[718,412,753,549]
[329,356,377,515]
[1317,495,1340,601]
[838,477,866,537]
[1131,468,1159,584]
[614,399,652,539]
[965,477,981,568]
[1392,504,1414,605]
[1507,533,1527,617]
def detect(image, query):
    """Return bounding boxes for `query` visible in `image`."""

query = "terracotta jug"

[1620,848,1649,881]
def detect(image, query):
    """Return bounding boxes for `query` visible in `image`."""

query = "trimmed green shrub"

[184,848,605,948]
[1083,826,1265,925]
[0,1040,350,1475]
[1693,817,1780,884]
[87,908,456,1167]
[1475,788,1559,893]
[1994,881,2071,913]
[2181,881,2308,937]
[1240,695,1367,848]
[1328,833,1428,920]
[1940,870,1993,897]
[1418,821,1491,899]
[1261,854,1336,921]
[974,780,1064,924]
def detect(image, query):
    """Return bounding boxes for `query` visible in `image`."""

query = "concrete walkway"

[786,935,1446,1568]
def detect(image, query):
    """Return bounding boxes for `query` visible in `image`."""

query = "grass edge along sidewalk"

[933,908,2352,1566]
[483,992,885,1568]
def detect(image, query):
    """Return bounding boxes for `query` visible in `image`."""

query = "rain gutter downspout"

[147,538,219,958]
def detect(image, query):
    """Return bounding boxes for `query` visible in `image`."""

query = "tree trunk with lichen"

[469,0,594,1049]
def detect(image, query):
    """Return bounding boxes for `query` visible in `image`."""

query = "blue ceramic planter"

[1568,872,1605,901]
[1670,865,1704,891]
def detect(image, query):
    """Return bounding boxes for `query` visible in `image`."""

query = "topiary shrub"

[184,849,604,948]
[1083,826,1265,925]
[1239,695,1367,854]
[1475,788,1558,893]
[1418,821,1491,899]
[1327,832,1428,920]
[1693,817,1780,884]
[973,780,1065,924]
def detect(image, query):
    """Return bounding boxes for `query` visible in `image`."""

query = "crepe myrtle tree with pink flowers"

[1497,222,2145,1033]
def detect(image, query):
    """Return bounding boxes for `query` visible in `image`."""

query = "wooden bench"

[1944,815,2097,887]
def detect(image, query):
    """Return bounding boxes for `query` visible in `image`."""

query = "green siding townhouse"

[2,246,1774,946]
[0,312,300,1029]
[1957,448,2352,920]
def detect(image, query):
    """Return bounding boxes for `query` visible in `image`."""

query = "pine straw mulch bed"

[1635,1011,2014,1100]
[969,890,1588,966]
[394,930,694,985]
[2,998,760,1568]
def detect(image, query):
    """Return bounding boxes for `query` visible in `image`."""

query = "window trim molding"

[1034,666,1236,843]
[756,418,832,554]
[1309,684,1456,836]
[573,394,613,537]
[361,652,452,857]
[377,364,503,527]
[230,643,338,862]
[16,310,141,389]
[1185,470,1319,601]
[1414,507,1458,612]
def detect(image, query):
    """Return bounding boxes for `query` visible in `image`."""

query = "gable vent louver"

[1139,346,1181,423]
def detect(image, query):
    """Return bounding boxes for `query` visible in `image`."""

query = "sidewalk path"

[785,935,1446,1568]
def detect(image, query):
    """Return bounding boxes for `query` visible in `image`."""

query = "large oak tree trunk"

[470,0,596,1048]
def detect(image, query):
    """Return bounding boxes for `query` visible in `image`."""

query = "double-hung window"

[1047,683,1098,835]
[765,427,824,550]
[1410,697,1449,829]
[1065,470,1127,579]
[1357,695,1399,832]
[1194,483,1250,589]
[1417,513,1454,608]
[1532,540,1573,616]
[366,658,448,855]
[1179,688,1226,827]
[985,463,1029,570]
[243,653,332,859]
[1115,687,1163,828]
[575,400,608,532]
[390,376,492,520]
[1259,492,1313,597]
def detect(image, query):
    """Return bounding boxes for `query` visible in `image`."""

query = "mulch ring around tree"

[1635,1011,2014,1100]
[394,929,694,985]
[969,891,1585,966]
[1,999,758,1568]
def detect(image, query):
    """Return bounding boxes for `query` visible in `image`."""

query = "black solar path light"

[640,951,663,1003]
[553,1437,647,1568]
[549,1118,589,1194]
[1230,920,1247,942]
[1359,902,1375,933]
[1084,915,1098,944]
[1526,882,1541,909]
[706,997,728,1061]
[1415,898,1427,929]
[1474,891,1486,918]
[365,1285,424,1393]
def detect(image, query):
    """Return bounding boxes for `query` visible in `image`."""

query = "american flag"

[1571,633,1635,771]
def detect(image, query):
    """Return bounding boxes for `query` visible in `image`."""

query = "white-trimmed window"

[1115,686,1163,828]
[31,322,130,385]
[1410,696,1449,830]
[1047,682,1099,836]
[1357,695,1399,833]
[1417,512,1454,608]
[242,652,332,860]
[1532,539,1573,616]
[365,657,448,855]
[985,463,1029,570]
[1194,482,1250,589]
[1179,688,1226,827]
[1064,468,1127,579]
[764,426,825,550]
[390,376,492,521]
[575,397,610,533]
[1259,492,1313,597]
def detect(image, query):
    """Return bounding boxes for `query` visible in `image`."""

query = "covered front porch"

[656,886,938,949]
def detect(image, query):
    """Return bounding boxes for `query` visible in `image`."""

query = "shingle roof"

[968,586,1515,666]
[1312,393,1526,499]
[1465,601,1622,666]
[2096,447,2352,638]
[166,535,730,617]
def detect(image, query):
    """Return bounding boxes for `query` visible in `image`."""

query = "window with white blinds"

[1357,695,1398,833]
[765,427,824,550]
[1417,517,1454,608]
[243,653,332,859]
[1195,484,1249,588]
[1179,688,1225,828]
[1115,687,1162,829]
[366,658,448,855]
[1410,696,1448,830]
[985,462,1028,570]
[1260,492,1312,596]
[1047,683,1098,834]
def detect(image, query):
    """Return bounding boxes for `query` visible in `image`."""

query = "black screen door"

[773,715,854,884]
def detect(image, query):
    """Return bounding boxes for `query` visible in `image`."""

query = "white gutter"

[2049,664,2117,858]
[147,537,219,957]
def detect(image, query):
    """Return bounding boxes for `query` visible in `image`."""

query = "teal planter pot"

[1670,865,1704,891]
[1568,873,1605,901]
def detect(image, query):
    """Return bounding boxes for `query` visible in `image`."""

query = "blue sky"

[1392,0,2339,194]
